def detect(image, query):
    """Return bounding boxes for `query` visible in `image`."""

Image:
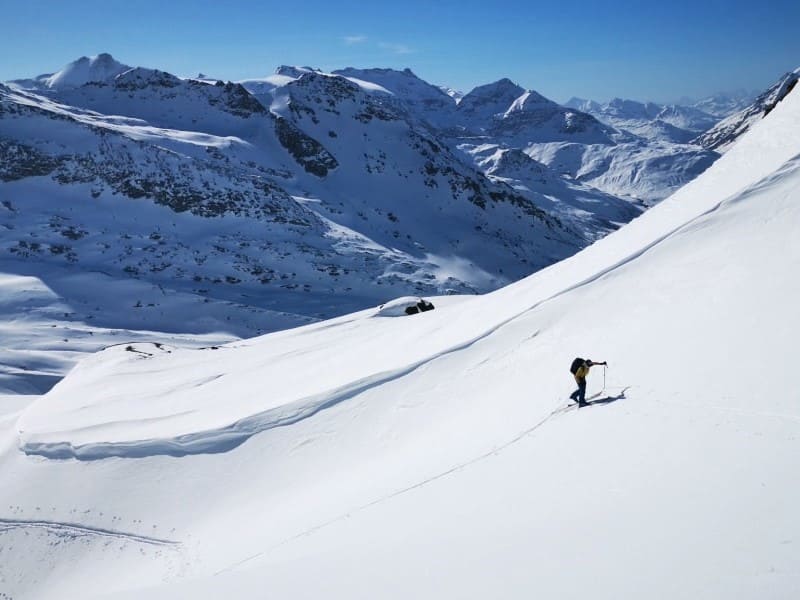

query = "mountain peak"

[493,77,520,87]
[506,89,553,112]
[111,67,182,90]
[45,53,130,89]
[464,78,525,99]
[275,66,320,78]
[457,78,526,122]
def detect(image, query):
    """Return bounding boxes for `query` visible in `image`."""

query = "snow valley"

[1,55,799,599]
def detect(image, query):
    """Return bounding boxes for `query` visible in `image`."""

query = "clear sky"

[2,0,798,103]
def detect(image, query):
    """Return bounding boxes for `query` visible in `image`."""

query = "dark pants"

[570,379,587,403]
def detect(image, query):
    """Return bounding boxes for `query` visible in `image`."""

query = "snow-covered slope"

[464,145,640,237]
[522,138,718,206]
[656,103,719,133]
[51,67,270,138]
[547,97,721,203]
[439,85,464,103]
[2,73,799,600]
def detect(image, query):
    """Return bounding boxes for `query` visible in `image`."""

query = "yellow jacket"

[574,363,591,382]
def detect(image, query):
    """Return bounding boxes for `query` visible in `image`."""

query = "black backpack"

[570,357,585,375]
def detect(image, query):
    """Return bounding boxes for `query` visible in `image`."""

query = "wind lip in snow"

[17,318,510,460]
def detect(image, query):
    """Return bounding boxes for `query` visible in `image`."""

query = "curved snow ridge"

[0,518,179,546]
[19,323,512,460]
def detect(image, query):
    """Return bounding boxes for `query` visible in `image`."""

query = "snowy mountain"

[2,59,586,295]
[2,73,799,600]
[456,78,527,126]
[438,83,718,204]
[693,68,800,152]
[446,80,613,145]
[462,145,640,237]
[9,53,131,90]
[251,66,716,204]
[332,67,457,128]
[563,96,719,143]
[530,140,716,205]
[691,89,758,117]
[286,71,669,209]
[656,103,719,133]
[439,85,464,103]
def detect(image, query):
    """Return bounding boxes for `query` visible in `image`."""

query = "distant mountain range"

[562,97,719,144]
[1,54,793,351]
[693,69,800,152]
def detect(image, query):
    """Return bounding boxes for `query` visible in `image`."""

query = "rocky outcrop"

[274,116,338,176]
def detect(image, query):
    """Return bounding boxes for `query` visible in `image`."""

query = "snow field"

[1,65,799,600]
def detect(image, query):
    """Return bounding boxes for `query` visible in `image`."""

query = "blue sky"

[2,0,798,103]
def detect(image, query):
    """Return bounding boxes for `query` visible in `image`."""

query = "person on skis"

[570,358,607,407]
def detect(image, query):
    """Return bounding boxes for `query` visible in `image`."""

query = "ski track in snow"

[0,518,179,546]
[216,387,629,575]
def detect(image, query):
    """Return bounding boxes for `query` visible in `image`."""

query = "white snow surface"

[1,82,799,599]
[0,270,238,396]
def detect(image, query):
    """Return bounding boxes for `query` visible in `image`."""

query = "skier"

[569,358,607,407]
